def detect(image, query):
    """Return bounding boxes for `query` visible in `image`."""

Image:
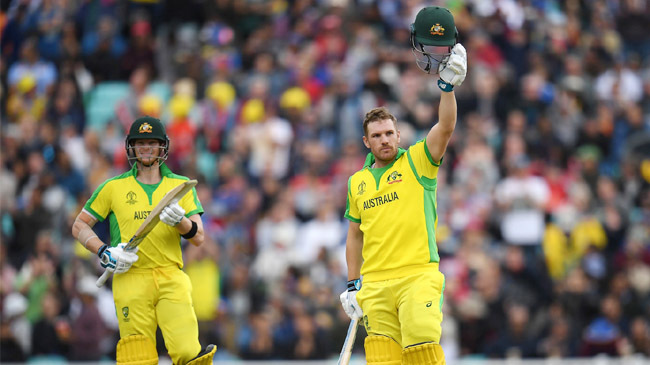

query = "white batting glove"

[438,43,467,90]
[339,279,363,320]
[159,199,185,226]
[98,243,139,274]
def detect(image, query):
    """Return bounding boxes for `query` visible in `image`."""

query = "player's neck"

[136,163,162,184]
[372,159,388,169]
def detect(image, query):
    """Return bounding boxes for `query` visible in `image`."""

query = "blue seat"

[84,82,130,132]
[147,81,172,103]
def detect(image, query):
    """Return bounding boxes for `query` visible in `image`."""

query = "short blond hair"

[363,107,397,136]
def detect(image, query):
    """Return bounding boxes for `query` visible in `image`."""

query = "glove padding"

[339,289,363,321]
[439,43,467,86]
[99,243,139,274]
[160,199,185,226]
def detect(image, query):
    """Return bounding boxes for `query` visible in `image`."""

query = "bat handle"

[96,269,111,287]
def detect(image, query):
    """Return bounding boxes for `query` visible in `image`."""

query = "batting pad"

[365,335,402,365]
[402,342,445,365]
[116,335,158,365]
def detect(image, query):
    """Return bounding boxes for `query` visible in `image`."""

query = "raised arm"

[426,43,467,163]
[426,91,457,163]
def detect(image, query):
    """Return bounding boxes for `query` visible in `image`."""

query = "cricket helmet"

[410,6,458,74]
[125,116,169,166]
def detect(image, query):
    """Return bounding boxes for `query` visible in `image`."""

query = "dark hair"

[363,107,397,136]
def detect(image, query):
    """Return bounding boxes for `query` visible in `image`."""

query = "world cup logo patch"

[358,181,366,195]
[126,191,137,205]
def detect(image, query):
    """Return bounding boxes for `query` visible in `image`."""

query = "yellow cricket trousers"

[357,269,446,347]
[113,265,201,365]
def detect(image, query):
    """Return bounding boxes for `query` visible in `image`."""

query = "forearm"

[175,215,204,246]
[437,90,457,133]
[346,243,362,281]
[345,223,363,280]
[72,214,104,255]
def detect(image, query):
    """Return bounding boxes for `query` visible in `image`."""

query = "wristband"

[97,244,109,258]
[182,220,198,239]
[347,278,361,292]
[438,79,454,92]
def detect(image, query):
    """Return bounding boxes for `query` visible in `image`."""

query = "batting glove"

[98,243,139,274]
[438,43,467,91]
[160,199,185,226]
[339,279,363,320]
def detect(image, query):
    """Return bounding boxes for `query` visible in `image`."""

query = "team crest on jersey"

[122,306,130,322]
[387,171,402,184]
[139,122,153,133]
[126,191,138,205]
[430,23,445,36]
[357,181,366,195]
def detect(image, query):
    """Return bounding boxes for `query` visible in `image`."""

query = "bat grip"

[96,269,111,287]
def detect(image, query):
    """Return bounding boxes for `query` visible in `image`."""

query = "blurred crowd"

[1,0,650,362]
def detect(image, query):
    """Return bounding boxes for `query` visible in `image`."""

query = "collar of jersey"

[129,162,174,177]
[363,148,406,190]
[129,163,173,204]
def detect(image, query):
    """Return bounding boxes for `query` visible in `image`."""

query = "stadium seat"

[84,82,130,132]
[147,81,172,103]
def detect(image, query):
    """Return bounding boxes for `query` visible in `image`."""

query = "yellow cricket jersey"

[83,163,203,269]
[345,140,441,282]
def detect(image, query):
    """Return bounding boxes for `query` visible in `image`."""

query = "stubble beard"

[375,145,397,164]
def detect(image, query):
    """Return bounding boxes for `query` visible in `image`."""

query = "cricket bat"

[95,180,198,287]
[337,318,359,365]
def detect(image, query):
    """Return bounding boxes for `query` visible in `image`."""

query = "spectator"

[495,155,550,246]
[30,291,69,358]
[68,276,106,361]
[120,20,156,79]
[1,292,30,357]
[484,303,538,358]
[7,37,57,96]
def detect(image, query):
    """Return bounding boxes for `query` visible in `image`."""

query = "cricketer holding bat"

[339,7,467,365]
[71,116,216,364]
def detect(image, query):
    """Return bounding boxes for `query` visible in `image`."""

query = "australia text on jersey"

[363,192,399,210]
[134,210,152,220]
